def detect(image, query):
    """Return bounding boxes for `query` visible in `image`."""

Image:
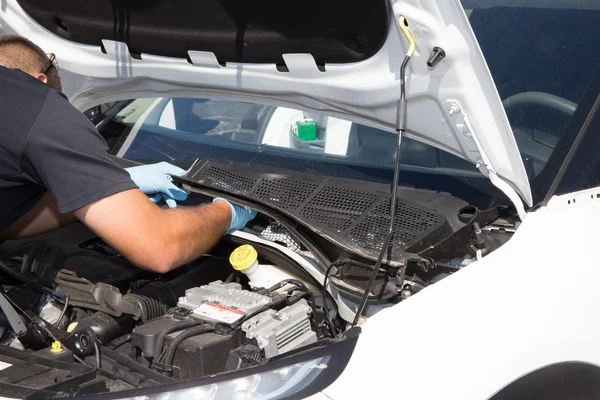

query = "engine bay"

[0,188,515,397]
[0,222,343,396]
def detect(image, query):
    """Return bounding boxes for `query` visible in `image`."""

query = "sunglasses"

[40,53,59,74]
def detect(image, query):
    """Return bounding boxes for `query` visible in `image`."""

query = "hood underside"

[0,0,532,208]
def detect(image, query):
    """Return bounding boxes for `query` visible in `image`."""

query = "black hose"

[321,258,378,336]
[269,279,319,334]
[352,137,401,325]
[153,320,198,358]
[94,340,101,368]
[55,294,69,328]
[322,264,338,337]
[158,324,213,369]
[106,333,132,350]
[230,296,287,330]
[269,280,315,314]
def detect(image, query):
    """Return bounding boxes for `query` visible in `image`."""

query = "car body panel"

[0,0,532,207]
[318,187,600,399]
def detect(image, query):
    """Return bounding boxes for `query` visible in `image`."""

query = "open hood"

[0,0,532,211]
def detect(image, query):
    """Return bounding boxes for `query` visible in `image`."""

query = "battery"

[0,345,106,399]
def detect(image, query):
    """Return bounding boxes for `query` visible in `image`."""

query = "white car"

[1,0,600,399]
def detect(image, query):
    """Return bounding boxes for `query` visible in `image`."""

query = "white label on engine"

[193,302,245,324]
[0,361,12,371]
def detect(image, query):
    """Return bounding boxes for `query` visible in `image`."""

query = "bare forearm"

[75,190,233,273]
[158,200,231,268]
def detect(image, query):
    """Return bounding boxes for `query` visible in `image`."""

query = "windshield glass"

[100,98,478,172]
[462,1,600,198]
[99,97,502,207]
[96,2,600,208]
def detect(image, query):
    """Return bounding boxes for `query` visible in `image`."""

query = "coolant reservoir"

[229,244,304,291]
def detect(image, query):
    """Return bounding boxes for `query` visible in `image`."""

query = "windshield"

[96,2,600,208]
[98,98,502,206]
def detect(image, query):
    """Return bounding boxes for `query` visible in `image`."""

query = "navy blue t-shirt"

[0,66,136,232]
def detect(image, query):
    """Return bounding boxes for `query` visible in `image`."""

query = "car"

[1,0,600,399]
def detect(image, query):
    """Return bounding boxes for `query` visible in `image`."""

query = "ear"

[33,73,48,84]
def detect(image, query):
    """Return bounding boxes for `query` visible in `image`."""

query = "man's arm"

[0,160,191,240]
[74,188,233,273]
[0,192,77,240]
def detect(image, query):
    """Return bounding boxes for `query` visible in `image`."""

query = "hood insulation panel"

[17,0,388,64]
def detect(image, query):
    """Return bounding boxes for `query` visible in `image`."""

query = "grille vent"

[195,162,450,255]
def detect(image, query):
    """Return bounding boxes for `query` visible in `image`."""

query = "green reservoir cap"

[294,119,317,141]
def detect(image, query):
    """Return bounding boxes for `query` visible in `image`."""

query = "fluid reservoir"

[229,245,308,292]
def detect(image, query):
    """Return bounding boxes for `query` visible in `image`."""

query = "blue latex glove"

[126,162,188,208]
[213,198,257,233]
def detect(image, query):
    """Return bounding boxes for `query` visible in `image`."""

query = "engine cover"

[131,281,317,380]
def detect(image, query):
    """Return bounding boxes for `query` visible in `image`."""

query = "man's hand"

[126,162,188,208]
[213,198,257,233]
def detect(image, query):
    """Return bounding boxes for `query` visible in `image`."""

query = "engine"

[0,206,512,397]
[131,281,317,379]
[0,237,326,391]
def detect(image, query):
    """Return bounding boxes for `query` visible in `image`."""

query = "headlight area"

[80,328,360,400]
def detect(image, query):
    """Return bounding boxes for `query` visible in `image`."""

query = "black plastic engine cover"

[163,329,249,380]
[0,345,106,399]
[132,315,260,380]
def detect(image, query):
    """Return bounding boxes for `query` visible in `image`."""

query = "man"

[0,35,256,273]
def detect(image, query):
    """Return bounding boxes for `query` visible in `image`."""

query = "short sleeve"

[21,90,137,213]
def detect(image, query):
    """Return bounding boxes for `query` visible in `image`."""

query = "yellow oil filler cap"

[51,341,62,352]
[229,244,258,271]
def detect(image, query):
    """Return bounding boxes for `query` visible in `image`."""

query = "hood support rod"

[352,16,416,326]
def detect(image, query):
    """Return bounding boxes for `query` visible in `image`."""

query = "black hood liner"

[179,160,464,264]
[18,0,389,64]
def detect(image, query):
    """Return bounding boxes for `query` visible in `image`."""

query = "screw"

[449,104,460,116]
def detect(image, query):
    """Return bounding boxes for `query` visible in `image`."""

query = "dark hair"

[0,34,62,92]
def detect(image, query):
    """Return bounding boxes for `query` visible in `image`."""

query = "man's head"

[0,35,62,92]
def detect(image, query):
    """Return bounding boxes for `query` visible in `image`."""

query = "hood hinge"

[463,115,527,221]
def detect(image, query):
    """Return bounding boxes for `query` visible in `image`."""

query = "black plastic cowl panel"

[182,160,455,261]
[17,0,389,64]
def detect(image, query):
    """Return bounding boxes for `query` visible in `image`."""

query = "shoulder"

[35,88,95,132]
[26,84,107,151]
[0,66,51,102]
[0,67,52,156]
[0,66,52,130]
